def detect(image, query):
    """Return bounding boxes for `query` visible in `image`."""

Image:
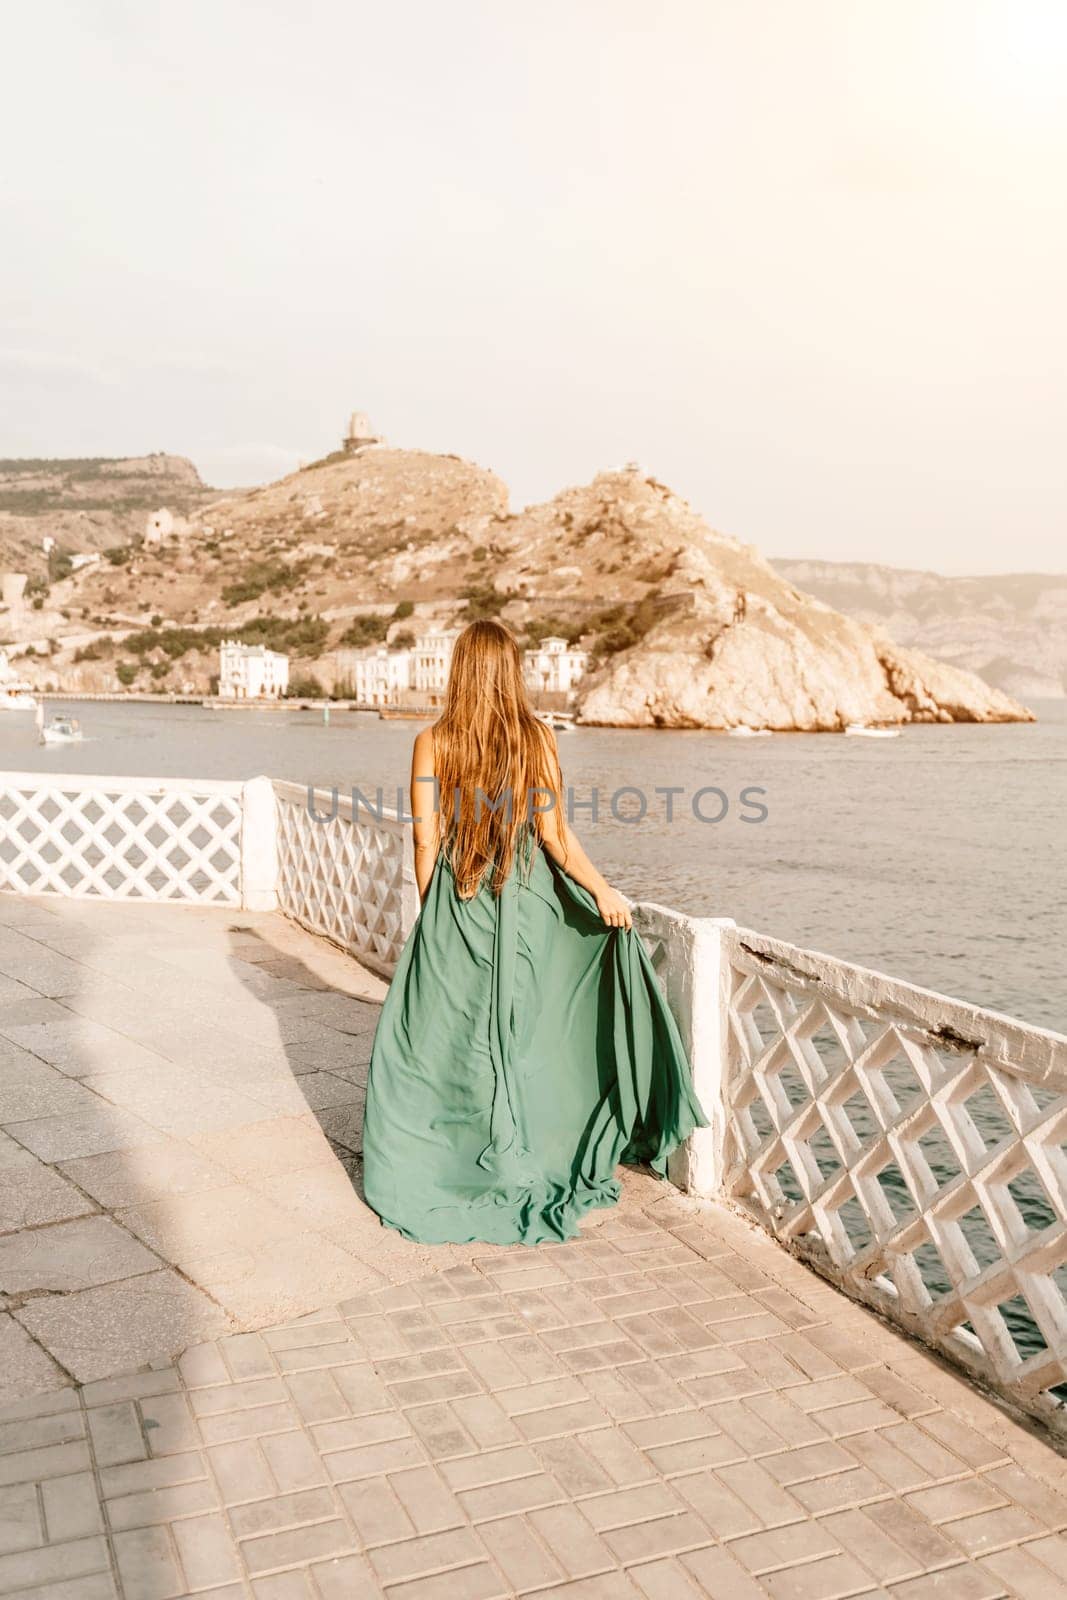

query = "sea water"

[4,697,1062,1029]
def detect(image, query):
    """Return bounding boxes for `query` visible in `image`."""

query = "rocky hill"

[2,444,1032,728]
[773,560,1067,702]
[0,454,214,576]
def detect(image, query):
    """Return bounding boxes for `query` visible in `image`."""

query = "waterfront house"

[523,635,588,696]
[412,627,460,703]
[342,645,412,707]
[218,638,290,699]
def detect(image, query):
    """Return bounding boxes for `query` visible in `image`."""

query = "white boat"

[0,647,38,709]
[729,725,772,738]
[845,723,901,739]
[41,716,83,745]
[0,685,38,711]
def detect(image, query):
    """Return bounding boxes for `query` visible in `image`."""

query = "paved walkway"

[0,895,498,1395]
[0,896,1065,1599]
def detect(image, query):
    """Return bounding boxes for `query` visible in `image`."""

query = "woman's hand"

[595,885,633,930]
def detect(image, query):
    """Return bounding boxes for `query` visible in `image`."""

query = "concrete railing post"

[678,916,735,1195]
[240,775,279,911]
[633,904,735,1196]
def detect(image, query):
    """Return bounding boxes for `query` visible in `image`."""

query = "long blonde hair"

[433,620,562,898]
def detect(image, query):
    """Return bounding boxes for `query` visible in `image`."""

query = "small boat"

[729,724,771,738]
[0,685,38,711]
[41,716,83,745]
[845,723,901,739]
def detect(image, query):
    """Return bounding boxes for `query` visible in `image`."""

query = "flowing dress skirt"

[362,847,706,1246]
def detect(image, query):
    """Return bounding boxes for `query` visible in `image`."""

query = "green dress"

[363,843,706,1246]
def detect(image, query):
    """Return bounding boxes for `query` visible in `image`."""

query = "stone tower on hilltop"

[342,412,382,453]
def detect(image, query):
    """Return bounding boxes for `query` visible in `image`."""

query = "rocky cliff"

[774,559,1067,702]
[492,472,1030,728]
[4,444,1033,727]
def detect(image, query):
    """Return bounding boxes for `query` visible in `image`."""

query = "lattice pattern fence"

[0,773,243,904]
[273,781,418,978]
[6,765,1066,1428]
[721,926,1067,1425]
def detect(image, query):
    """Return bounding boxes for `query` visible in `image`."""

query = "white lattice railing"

[0,772,249,905]
[3,766,1064,1432]
[273,781,418,979]
[635,905,1067,1436]
[0,772,416,960]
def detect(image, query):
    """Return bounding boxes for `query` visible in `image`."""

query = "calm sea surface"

[2,698,1063,1032]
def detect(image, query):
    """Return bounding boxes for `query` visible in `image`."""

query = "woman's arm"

[535,731,632,930]
[410,726,440,901]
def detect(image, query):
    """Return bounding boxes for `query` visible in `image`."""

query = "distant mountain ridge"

[773,559,1067,701]
[0,454,214,575]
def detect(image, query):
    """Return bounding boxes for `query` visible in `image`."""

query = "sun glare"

[972,0,1067,104]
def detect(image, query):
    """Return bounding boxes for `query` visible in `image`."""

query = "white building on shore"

[523,636,588,697]
[343,647,411,708]
[337,628,588,708]
[218,639,290,700]
[337,629,459,708]
[412,628,461,699]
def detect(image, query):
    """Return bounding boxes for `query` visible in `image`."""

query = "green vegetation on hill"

[120,615,329,666]
[461,581,515,620]
[522,616,581,648]
[222,561,310,606]
[338,615,389,647]
[0,457,122,475]
[0,454,208,516]
[586,596,663,656]
[0,490,163,514]
[286,674,325,698]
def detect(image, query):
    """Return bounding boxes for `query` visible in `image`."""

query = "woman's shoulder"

[412,723,438,765]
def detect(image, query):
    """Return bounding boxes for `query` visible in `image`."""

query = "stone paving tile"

[86,1064,279,1139]
[0,998,79,1035]
[0,1159,97,1233]
[189,1118,338,1182]
[4,1104,161,1164]
[5,1179,1047,1598]
[0,940,88,999]
[14,1270,234,1383]
[0,1214,160,1295]
[0,1015,173,1080]
[57,1139,235,1209]
[0,974,38,1009]
[0,1314,68,1405]
[0,1130,38,1172]
[115,1185,308,1270]
[0,897,1064,1599]
[0,1052,105,1122]
[185,1235,382,1327]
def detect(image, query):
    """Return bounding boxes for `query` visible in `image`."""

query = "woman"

[362,619,705,1246]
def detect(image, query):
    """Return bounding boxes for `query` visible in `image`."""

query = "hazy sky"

[3,1,1065,573]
